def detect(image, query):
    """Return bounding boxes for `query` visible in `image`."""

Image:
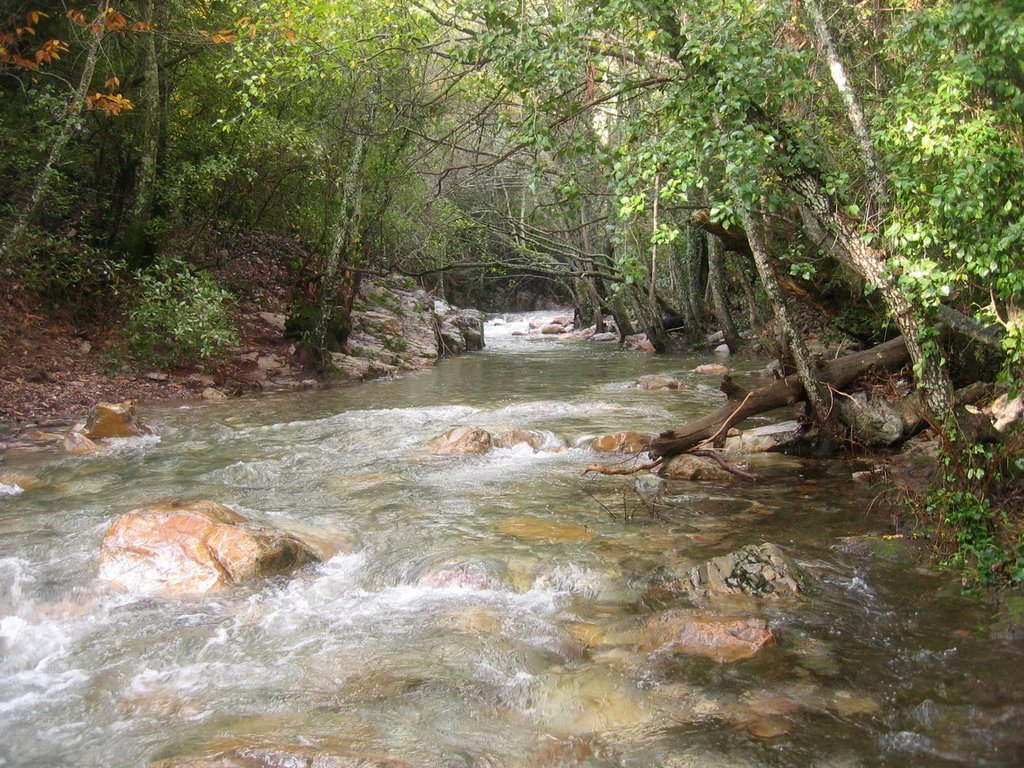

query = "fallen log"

[647,335,910,459]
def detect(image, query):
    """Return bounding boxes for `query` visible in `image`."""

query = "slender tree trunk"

[738,202,836,434]
[803,0,889,220]
[684,225,705,329]
[316,130,369,366]
[123,0,161,264]
[0,3,107,266]
[730,250,762,329]
[707,234,740,352]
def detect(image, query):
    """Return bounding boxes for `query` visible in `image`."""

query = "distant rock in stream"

[98,501,320,596]
[328,277,484,381]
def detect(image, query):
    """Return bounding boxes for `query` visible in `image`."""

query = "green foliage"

[125,259,239,367]
[925,441,1024,588]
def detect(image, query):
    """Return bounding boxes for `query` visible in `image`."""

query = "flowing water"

[1,314,1023,767]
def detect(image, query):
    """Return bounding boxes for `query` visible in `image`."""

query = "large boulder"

[640,613,776,662]
[838,393,904,447]
[98,501,319,596]
[429,426,493,455]
[686,543,803,601]
[84,401,151,439]
[590,432,651,453]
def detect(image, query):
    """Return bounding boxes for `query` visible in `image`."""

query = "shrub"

[126,259,238,367]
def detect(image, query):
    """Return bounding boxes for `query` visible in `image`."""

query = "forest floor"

[0,234,313,434]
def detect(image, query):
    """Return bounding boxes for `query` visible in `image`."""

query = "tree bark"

[123,0,161,264]
[802,0,889,219]
[738,203,836,432]
[791,171,959,433]
[0,3,107,266]
[648,335,910,458]
[707,234,740,352]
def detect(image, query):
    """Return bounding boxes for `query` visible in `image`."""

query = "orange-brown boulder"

[641,613,776,663]
[429,426,493,455]
[84,401,151,439]
[590,432,651,453]
[98,501,319,596]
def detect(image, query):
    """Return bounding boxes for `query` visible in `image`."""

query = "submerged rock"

[84,401,151,439]
[636,374,684,391]
[659,454,733,481]
[590,431,650,453]
[62,431,98,454]
[429,426,493,455]
[98,501,319,596]
[686,543,803,600]
[694,363,728,375]
[641,613,776,662]
[496,516,593,543]
[152,746,409,768]
[491,428,563,451]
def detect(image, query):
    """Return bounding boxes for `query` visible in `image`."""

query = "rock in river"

[429,426,493,455]
[84,400,151,439]
[641,613,776,662]
[687,543,803,600]
[98,501,320,596]
[590,431,651,453]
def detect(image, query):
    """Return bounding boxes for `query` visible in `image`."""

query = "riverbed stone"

[202,387,229,401]
[640,613,776,662]
[429,426,493,455]
[592,332,618,342]
[62,430,98,454]
[590,431,650,453]
[84,401,150,439]
[152,746,410,768]
[687,543,803,600]
[660,454,733,481]
[98,501,320,596]
[694,363,728,375]
[496,515,593,543]
[722,420,805,454]
[492,428,563,451]
[636,374,684,391]
[0,471,46,491]
[540,323,566,335]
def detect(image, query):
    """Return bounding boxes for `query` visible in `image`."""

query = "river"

[1,313,1022,767]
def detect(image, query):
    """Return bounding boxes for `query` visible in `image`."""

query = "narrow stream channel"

[2,314,1022,767]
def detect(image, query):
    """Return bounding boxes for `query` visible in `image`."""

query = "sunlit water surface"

[1,313,1022,767]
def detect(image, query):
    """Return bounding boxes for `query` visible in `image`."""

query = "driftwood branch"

[647,335,910,459]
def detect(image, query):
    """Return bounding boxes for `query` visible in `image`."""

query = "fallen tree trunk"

[647,336,910,459]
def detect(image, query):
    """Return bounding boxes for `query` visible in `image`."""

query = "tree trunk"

[683,224,705,329]
[738,203,837,434]
[802,0,889,220]
[0,3,107,266]
[648,335,910,459]
[707,234,740,352]
[123,0,161,265]
[730,250,763,330]
[791,172,958,433]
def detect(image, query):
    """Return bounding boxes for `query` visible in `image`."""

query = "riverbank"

[0,248,483,435]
